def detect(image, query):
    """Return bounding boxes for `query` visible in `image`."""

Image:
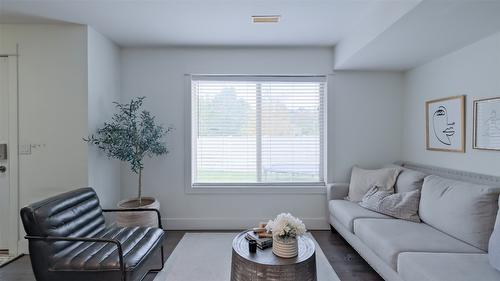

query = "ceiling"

[2,0,500,70]
[0,0,386,47]
[334,0,500,70]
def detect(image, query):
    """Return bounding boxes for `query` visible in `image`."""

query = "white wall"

[87,26,121,208]
[403,31,500,176]
[0,24,89,208]
[0,24,124,253]
[329,71,404,182]
[0,24,89,246]
[0,24,122,211]
[120,47,404,229]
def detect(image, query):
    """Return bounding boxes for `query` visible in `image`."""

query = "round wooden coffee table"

[230,231,317,281]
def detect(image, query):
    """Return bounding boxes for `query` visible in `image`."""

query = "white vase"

[272,236,298,258]
[116,197,160,228]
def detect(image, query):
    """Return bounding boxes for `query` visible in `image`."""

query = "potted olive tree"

[85,97,171,227]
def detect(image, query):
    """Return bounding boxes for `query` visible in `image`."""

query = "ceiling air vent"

[252,15,281,24]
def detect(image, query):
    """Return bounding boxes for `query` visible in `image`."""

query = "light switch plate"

[20,144,31,155]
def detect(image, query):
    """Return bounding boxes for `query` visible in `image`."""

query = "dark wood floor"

[0,230,382,281]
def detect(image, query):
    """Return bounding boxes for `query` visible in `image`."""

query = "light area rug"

[153,233,340,281]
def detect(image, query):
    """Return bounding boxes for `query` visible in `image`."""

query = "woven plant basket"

[116,197,160,228]
[272,236,298,258]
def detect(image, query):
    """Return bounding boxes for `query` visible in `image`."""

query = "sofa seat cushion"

[398,252,500,281]
[329,200,391,232]
[354,219,483,270]
[51,226,165,271]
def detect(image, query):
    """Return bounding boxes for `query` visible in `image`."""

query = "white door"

[0,57,10,251]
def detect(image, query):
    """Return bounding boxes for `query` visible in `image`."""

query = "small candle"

[249,239,257,253]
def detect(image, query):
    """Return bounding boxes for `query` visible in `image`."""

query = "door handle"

[0,166,6,173]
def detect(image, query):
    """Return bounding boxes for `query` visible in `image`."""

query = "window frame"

[184,74,327,194]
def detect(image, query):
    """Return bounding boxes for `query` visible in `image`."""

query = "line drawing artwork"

[426,95,464,152]
[432,105,456,146]
[482,110,500,137]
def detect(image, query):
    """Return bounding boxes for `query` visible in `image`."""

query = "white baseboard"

[18,239,28,255]
[164,217,329,230]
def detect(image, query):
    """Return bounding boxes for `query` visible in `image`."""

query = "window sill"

[185,183,327,194]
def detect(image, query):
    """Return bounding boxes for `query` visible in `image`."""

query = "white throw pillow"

[359,186,421,222]
[347,166,401,202]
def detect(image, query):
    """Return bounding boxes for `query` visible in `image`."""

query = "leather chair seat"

[51,226,164,271]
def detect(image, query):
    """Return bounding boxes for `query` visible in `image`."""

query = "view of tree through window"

[192,77,325,184]
[198,88,253,136]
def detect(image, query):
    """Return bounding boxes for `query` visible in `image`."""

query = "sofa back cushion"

[395,167,427,193]
[384,164,427,193]
[420,175,500,251]
[489,198,500,271]
[347,166,401,202]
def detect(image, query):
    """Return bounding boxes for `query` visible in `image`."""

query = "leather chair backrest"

[20,187,106,254]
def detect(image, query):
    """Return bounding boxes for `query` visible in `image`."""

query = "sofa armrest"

[327,183,349,201]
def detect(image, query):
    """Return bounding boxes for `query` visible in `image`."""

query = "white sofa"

[327,162,500,281]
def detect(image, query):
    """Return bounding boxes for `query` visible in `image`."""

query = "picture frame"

[473,96,500,151]
[426,95,465,152]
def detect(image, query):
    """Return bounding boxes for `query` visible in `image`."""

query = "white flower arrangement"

[265,213,307,239]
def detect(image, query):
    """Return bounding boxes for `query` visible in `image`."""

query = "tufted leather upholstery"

[51,227,164,270]
[20,188,165,281]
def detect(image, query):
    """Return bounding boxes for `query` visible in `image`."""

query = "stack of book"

[245,231,272,249]
[245,223,273,250]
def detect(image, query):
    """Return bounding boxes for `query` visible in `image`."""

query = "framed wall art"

[426,95,465,152]
[473,97,500,151]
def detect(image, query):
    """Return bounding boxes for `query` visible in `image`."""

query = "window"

[190,75,326,187]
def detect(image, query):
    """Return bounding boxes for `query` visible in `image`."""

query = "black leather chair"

[20,187,165,281]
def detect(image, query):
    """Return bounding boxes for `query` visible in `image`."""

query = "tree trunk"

[138,168,142,206]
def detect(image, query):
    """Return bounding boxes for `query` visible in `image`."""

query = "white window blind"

[191,75,326,185]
